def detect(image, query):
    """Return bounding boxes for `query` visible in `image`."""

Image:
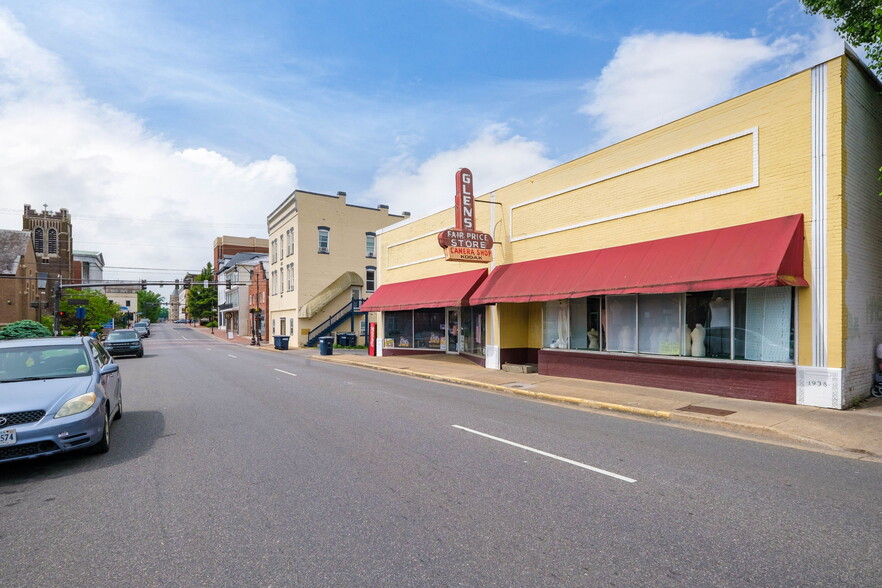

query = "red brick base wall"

[382,348,443,357]
[539,350,797,404]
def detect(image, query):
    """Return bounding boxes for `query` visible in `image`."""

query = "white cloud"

[365,123,554,218]
[0,11,296,285]
[580,32,794,146]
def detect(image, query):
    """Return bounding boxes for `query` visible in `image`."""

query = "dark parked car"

[0,336,123,463]
[102,329,144,358]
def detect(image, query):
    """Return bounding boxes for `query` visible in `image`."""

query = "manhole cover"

[677,404,735,417]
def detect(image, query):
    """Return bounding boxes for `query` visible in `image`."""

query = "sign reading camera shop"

[437,168,493,263]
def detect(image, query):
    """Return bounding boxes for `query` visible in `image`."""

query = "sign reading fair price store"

[438,168,493,263]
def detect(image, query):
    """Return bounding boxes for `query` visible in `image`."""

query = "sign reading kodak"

[438,168,493,263]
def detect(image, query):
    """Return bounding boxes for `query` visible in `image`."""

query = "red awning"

[360,268,488,312]
[470,214,809,304]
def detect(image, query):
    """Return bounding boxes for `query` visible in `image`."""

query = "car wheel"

[136,350,143,358]
[114,392,123,421]
[89,410,110,454]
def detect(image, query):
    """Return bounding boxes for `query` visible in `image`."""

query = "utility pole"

[52,277,62,336]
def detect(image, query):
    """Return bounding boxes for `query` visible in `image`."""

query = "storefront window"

[734,287,793,362]
[638,294,680,355]
[606,295,637,352]
[413,309,445,349]
[384,311,414,348]
[540,288,793,363]
[460,306,486,356]
[567,297,602,350]
[705,291,732,358]
[543,300,569,349]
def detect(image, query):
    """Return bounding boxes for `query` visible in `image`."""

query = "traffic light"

[141,279,147,290]
[56,310,67,318]
[183,278,191,290]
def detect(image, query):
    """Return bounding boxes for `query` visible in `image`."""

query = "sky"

[0,0,857,297]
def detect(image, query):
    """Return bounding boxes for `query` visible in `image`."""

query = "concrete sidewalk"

[195,325,882,462]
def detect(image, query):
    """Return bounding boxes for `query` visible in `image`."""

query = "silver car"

[0,337,122,464]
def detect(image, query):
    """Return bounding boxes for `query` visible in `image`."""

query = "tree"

[58,289,120,333]
[186,263,218,320]
[0,319,53,339]
[800,1,882,76]
[137,289,165,322]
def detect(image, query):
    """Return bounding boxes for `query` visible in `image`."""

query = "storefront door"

[446,309,459,354]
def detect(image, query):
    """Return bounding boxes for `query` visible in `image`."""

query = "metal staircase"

[305,298,365,347]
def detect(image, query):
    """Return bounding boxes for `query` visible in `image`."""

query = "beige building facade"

[267,190,408,347]
[363,51,882,409]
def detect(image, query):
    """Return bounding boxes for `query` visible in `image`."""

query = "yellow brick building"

[362,51,882,409]
[267,190,409,347]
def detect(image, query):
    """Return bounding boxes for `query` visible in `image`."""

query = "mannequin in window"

[691,324,706,357]
[709,296,730,328]
[588,328,599,350]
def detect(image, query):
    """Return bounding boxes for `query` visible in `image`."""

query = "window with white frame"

[271,239,277,263]
[318,226,330,254]
[365,232,376,258]
[365,266,376,293]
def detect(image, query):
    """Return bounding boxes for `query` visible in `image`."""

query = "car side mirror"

[99,364,119,375]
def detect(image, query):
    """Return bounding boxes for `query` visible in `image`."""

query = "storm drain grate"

[677,404,736,417]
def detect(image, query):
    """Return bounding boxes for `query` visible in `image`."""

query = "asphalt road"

[2,323,881,587]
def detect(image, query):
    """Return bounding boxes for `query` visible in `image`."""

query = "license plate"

[0,429,16,446]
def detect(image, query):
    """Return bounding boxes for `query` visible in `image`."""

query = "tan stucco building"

[267,189,408,347]
[362,51,882,409]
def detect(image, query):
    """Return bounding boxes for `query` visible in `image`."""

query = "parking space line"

[274,368,297,377]
[452,425,636,483]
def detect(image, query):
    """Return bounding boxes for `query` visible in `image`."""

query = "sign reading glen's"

[437,168,493,263]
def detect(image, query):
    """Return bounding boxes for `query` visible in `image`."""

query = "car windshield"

[107,331,139,341]
[0,345,92,382]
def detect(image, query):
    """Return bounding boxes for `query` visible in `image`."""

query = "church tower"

[22,204,74,292]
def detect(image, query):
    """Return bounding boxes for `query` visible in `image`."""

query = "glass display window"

[543,300,570,349]
[637,294,681,355]
[460,306,486,356]
[606,295,637,352]
[383,310,414,348]
[413,309,445,350]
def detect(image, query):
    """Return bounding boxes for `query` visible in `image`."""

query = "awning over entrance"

[470,214,809,304]
[360,268,488,312]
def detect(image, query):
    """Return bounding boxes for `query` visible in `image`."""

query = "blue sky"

[0,0,854,285]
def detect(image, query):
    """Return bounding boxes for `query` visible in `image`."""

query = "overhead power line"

[0,208,264,229]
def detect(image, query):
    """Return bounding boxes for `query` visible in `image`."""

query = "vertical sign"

[439,168,493,263]
[455,168,474,231]
[368,321,377,356]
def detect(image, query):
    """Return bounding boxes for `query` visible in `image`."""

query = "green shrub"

[0,319,53,339]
